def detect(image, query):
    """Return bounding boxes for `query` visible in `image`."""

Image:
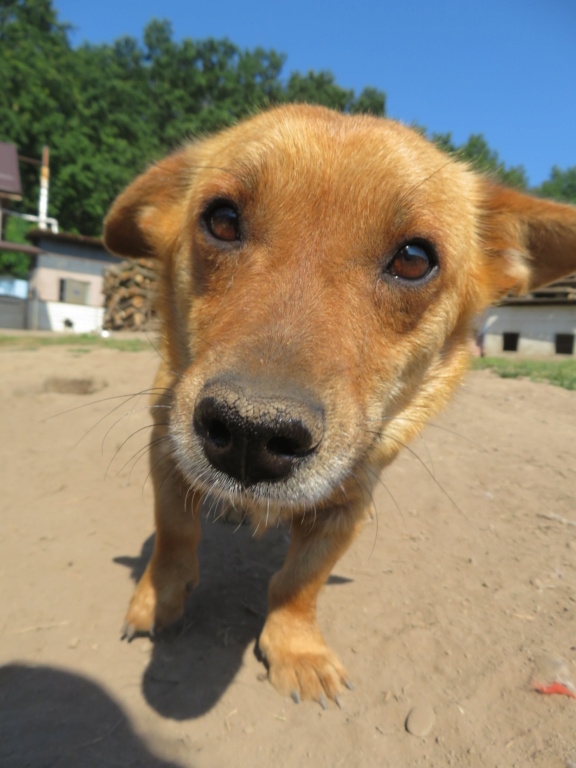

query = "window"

[59,278,90,305]
[502,332,519,352]
[555,333,574,355]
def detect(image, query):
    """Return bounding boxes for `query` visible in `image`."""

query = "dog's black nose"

[193,380,324,486]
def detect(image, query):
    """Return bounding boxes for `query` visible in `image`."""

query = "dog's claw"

[126,626,136,641]
[319,694,328,710]
[291,690,301,704]
[344,678,354,691]
[335,694,344,709]
[121,622,136,641]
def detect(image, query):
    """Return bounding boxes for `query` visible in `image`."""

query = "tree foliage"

[432,130,575,203]
[431,131,528,189]
[0,0,574,281]
[0,217,33,279]
[0,0,385,263]
[533,165,576,204]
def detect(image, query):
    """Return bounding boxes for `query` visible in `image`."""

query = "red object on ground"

[533,681,576,699]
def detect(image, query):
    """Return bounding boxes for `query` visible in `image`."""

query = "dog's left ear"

[103,149,191,260]
[479,182,576,300]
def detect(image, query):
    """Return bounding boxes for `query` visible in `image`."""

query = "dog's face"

[104,105,576,525]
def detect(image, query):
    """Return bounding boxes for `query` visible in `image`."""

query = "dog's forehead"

[193,106,474,220]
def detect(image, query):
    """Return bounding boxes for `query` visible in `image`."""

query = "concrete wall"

[484,305,576,356]
[0,296,26,329]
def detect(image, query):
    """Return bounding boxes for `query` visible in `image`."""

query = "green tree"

[0,2,387,252]
[350,86,386,117]
[534,165,576,204]
[431,131,527,189]
[141,21,286,139]
[0,0,74,216]
[284,70,354,111]
[0,217,33,278]
[282,72,385,115]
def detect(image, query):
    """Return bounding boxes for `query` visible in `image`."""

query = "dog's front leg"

[258,508,364,705]
[122,428,202,638]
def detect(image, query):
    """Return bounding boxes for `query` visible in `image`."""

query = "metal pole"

[38,146,50,229]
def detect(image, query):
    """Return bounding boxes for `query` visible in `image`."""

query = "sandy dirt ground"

[1,341,575,768]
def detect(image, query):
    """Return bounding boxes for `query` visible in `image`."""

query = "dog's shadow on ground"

[114,508,291,720]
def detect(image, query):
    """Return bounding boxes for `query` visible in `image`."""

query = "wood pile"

[102,258,158,331]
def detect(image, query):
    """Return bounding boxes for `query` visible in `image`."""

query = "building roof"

[503,274,576,305]
[26,228,104,248]
[25,227,119,267]
[0,239,41,256]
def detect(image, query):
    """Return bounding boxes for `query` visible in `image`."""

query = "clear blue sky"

[54,0,575,187]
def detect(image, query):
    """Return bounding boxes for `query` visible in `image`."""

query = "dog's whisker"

[104,422,170,479]
[346,469,382,551]
[380,433,474,530]
[183,483,194,515]
[100,406,172,455]
[139,440,176,495]
[113,434,171,482]
[142,332,185,381]
[417,436,436,480]
[365,466,404,554]
[367,414,480,449]
[55,388,174,453]
[374,430,437,479]
[155,462,180,499]
[44,387,174,423]
[395,158,455,211]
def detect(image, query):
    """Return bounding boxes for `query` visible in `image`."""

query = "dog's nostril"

[193,398,233,449]
[203,418,230,448]
[266,435,304,458]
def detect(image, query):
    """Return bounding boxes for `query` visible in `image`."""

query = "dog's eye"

[386,242,436,282]
[205,203,240,242]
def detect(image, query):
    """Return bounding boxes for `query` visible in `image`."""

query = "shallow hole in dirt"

[42,376,108,395]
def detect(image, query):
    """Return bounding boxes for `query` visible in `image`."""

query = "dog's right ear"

[478,182,576,301]
[103,150,190,259]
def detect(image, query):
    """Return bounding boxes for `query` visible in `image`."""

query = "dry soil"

[1,342,575,767]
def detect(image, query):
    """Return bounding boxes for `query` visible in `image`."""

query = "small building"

[483,274,576,357]
[26,229,120,333]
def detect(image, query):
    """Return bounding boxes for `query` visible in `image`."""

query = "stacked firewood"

[102,258,158,331]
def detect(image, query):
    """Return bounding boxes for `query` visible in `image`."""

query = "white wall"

[484,305,576,356]
[28,300,104,333]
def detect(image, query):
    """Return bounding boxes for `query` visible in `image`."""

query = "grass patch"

[472,356,576,390]
[0,333,152,352]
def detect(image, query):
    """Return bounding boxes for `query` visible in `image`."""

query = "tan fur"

[104,104,576,705]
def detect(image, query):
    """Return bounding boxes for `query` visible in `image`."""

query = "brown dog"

[104,104,576,706]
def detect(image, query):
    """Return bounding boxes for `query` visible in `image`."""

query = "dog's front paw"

[258,611,352,707]
[121,559,197,640]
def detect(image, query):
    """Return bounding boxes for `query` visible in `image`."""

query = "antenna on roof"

[38,146,50,230]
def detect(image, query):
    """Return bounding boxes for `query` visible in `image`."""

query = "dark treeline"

[1,0,575,277]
